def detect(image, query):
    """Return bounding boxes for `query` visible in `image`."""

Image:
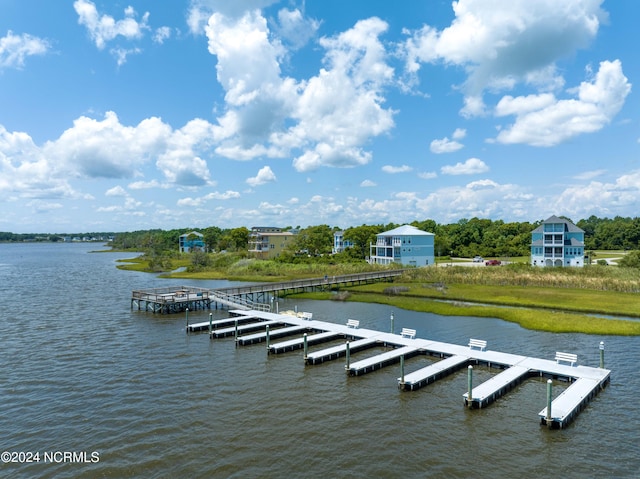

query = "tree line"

[6,215,640,260]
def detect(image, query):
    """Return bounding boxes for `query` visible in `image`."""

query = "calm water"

[0,243,638,478]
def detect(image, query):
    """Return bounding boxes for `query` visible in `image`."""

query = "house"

[332,230,354,254]
[248,227,295,259]
[530,215,585,267]
[179,231,205,253]
[368,225,435,266]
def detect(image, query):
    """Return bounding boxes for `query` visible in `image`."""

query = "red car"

[485,259,501,266]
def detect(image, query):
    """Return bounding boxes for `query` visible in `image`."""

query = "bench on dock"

[555,351,577,366]
[401,328,416,339]
[468,338,487,351]
[300,312,313,320]
[346,319,360,329]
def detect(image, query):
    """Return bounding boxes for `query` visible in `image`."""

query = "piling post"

[345,341,351,372]
[599,341,605,369]
[303,333,308,361]
[185,308,189,333]
[467,365,473,407]
[266,325,270,350]
[234,318,239,347]
[546,379,553,427]
[400,355,405,388]
[390,312,394,334]
[208,313,213,338]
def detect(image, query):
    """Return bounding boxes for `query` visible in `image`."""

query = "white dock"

[463,364,531,407]
[186,315,257,333]
[539,376,608,428]
[306,337,379,364]
[348,345,420,376]
[192,309,610,428]
[399,355,470,390]
[269,331,341,354]
[237,325,309,345]
[210,319,281,338]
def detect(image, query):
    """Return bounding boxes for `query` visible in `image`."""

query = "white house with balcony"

[530,215,585,267]
[332,230,354,254]
[368,225,434,266]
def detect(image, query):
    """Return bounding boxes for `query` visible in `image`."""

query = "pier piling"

[599,341,605,369]
[546,379,553,427]
[303,333,308,361]
[467,365,473,407]
[345,341,350,371]
[400,355,405,387]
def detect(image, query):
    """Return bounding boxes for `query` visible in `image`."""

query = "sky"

[1,0,639,233]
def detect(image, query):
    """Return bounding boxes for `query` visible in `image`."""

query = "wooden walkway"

[132,270,403,314]
[191,309,610,429]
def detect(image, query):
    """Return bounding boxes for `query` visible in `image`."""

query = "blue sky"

[1,0,638,233]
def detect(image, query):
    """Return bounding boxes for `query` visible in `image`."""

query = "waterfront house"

[530,215,585,267]
[368,224,435,266]
[248,226,295,259]
[332,230,354,254]
[179,231,205,253]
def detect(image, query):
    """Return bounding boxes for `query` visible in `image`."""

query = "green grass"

[293,290,640,336]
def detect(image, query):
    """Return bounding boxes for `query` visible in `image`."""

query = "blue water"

[0,243,638,478]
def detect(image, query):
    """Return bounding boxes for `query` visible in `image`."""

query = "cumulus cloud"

[205,11,395,172]
[360,179,377,187]
[276,8,320,50]
[246,165,277,186]
[187,0,279,34]
[153,26,172,44]
[493,60,631,146]
[105,185,127,197]
[441,158,489,175]
[400,0,607,116]
[382,164,412,174]
[177,190,241,207]
[0,30,50,70]
[430,128,466,154]
[74,0,149,49]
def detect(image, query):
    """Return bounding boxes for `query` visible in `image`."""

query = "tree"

[289,225,334,255]
[343,224,384,259]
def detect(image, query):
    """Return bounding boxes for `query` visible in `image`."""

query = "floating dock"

[186,309,610,429]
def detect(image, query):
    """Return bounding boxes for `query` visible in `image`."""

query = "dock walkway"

[186,309,610,428]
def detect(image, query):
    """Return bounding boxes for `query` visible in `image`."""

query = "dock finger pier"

[183,307,610,429]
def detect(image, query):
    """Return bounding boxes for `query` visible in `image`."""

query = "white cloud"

[418,171,437,179]
[382,164,413,174]
[360,179,377,187]
[153,26,172,44]
[401,0,607,115]
[276,8,320,50]
[246,165,276,186]
[441,158,489,175]
[494,60,631,146]
[0,31,50,70]
[177,190,241,207]
[74,0,149,50]
[205,11,395,172]
[105,185,127,197]
[430,137,463,154]
[573,169,606,181]
[186,0,279,34]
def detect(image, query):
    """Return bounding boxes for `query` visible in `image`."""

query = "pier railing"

[215,269,405,296]
[209,290,271,312]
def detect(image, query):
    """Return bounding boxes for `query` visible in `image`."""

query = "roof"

[179,231,203,238]
[531,215,584,234]
[378,225,434,236]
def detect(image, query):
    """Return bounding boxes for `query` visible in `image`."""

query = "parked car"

[473,256,483,262]
[485,259,501,266]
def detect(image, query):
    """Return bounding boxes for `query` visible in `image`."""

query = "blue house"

[179,231,205,253]
[368,225,434,266]
[530,216,585,267]
[332,230,354,254]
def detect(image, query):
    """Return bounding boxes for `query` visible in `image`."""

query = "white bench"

[468,338,487,351]
[555,351,577,366]
[300,312,313,320]
[346,319,360,329]
[401,328,416,339]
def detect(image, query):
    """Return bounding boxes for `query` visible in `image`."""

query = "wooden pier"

[190,309,610,429]
[132,271,404,314]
